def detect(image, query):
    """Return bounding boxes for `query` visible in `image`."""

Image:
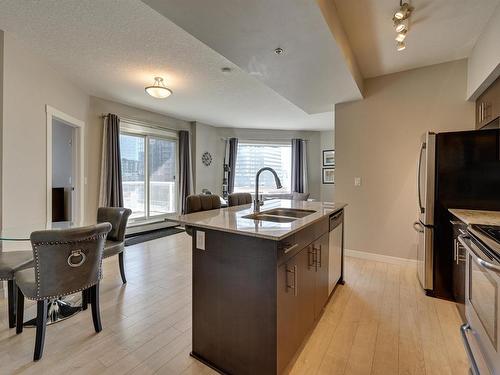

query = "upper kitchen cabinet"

[476,76,500,129]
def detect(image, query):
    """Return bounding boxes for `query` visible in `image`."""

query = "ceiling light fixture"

[394,19,407,33]
[392,1,413,51]
[393,2,412,20]
[145,77,172,99]
[395,30,407,42]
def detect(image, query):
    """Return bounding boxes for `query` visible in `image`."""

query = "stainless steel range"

[459,224,500,375]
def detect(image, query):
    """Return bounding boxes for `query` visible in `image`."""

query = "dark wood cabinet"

[450,218,467,321]
[190,210,344,375]
[277,233,330,373]
[312,233,329,319]
[476,76,500,129]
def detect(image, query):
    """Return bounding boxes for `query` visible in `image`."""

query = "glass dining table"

[0,221,93,327]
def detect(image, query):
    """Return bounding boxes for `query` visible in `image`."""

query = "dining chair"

[185,194,221,214]
[15,223,111,361]
[97,207,132,284]
[0,251,34,328]
[228,193,252,207]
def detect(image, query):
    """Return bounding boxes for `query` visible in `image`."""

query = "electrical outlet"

[196,231,206,250]
[354,177,362,187]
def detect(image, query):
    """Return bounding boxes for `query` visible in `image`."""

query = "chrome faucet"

[254,167,282,213]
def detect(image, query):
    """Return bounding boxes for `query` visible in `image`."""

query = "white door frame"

[46,105,85,224]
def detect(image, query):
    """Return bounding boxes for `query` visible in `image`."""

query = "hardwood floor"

[0,232,468,374]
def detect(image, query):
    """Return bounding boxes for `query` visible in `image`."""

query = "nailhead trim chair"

[15,223,111,361]
[0,251,34,328]
[228,193,252,207]
[97,207,132,284]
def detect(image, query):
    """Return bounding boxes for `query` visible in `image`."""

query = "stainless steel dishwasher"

[329,209,344,294]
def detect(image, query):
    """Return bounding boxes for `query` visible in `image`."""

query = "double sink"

[243,208,316,223]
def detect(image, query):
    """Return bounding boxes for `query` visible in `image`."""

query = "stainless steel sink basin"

[242,208,316,223]
[261,208,316,218]
[242,213,296,223]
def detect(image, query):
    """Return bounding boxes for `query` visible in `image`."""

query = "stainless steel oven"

[459,230,500,375]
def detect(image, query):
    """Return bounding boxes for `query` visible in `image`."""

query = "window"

[234,142,291,194]
[119,121,177,221]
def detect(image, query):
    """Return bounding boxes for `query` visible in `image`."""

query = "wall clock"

[202,152,212,166]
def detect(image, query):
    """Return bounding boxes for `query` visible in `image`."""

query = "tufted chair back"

[29,223,111,300]
[97,207,132,242]
[228,193,252,207]
[185,194,221,214]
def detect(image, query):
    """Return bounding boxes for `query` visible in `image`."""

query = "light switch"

[196,231,206,250]
[354,177,362,187]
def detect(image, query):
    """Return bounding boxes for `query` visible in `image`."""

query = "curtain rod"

[101,114,190,134]
[220,137,310,142]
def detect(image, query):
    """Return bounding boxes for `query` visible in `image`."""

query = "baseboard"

[345,249,417,266]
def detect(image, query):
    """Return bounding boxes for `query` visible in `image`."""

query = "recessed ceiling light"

[396,41,406,51]
[274,47,284,55]
[145,77,172,99]
[395,30,407,42]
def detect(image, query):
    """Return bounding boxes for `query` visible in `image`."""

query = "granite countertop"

[167,199,347,240]
[449,208,500,226]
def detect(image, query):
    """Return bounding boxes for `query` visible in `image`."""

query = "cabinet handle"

[284,243,298,254]
[307,247,314,269]
[454,239,458,263]
[286,265,297,296]
[313,245,322,270]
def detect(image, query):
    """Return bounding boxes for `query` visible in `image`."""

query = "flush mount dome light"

[145,77,172,99]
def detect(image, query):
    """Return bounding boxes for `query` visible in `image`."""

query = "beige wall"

[2,33,89,227]
[320,130,335,202]
[467,3,500,99]
[335,60,474,260]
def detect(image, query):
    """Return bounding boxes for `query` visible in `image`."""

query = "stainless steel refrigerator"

[414,129,500,298]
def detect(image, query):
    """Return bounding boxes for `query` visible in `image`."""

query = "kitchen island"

[169,199,346,375]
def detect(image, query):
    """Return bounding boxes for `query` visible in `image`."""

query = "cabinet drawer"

[277,217,328,264]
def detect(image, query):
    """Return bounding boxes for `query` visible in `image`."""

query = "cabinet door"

[313,233,330,319]
[277,253,301,374]
[277,247,316,374]
[298,246,316,338]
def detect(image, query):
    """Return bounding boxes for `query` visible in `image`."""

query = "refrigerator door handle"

[417,142,426,214]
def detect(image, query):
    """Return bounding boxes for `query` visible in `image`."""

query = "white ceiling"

[142,0,363,114]
[0,0,336,130]
[334,0,500,78]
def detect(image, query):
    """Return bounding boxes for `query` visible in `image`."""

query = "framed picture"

[322,168,335,184]
[322,149,335,166]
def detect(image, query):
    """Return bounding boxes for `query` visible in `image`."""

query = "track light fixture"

[392,1,413,51]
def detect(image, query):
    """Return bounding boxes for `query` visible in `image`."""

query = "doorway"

[52,120,75,222]
[46,106,85,224]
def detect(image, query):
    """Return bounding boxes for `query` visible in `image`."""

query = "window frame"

[233,139,292,194]
[120,120,179,224]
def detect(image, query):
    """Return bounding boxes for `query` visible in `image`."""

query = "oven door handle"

[460,324,480,375]
[459,235,500,274]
